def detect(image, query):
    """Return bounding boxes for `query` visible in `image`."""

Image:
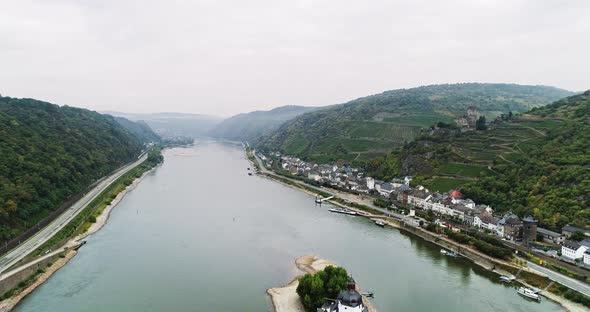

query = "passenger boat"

[328,208,357,216]
[517,287,541,301]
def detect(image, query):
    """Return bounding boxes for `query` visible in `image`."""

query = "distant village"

[258,150,590,268]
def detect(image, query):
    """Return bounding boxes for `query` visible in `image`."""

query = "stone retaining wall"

[0,249,68,297]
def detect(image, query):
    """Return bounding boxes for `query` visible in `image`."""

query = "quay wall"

[0,249,68,297]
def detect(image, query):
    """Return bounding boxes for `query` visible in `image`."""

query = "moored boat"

[440,248,459,257]
[517,287,541,301]
[374,220,385,227]
[328,208,357,216]
[500,275,515,283]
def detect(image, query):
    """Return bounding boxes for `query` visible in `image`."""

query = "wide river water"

[14,142,562,311]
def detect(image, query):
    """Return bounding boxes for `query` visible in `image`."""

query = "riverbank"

[0,164,159,312]
[249,154,585,312]
[267,256,377,312]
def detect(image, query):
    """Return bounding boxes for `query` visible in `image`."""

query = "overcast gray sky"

[1,0,588,117]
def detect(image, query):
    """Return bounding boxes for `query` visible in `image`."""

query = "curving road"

[0,153,148,274]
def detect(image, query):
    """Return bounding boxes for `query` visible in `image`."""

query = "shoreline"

[0,165,158,312]
[267,255,377,312]
[248,156,584,312]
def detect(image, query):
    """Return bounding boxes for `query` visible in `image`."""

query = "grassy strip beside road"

[27,148,163,260]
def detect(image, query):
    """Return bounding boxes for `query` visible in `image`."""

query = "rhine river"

[14,142,562,311]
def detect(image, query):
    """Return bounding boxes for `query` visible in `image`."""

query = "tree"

[476,116,487,130]
[296,265,349,312]
[570,231,586,242]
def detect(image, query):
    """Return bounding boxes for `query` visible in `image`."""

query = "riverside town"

[1,1,590,311]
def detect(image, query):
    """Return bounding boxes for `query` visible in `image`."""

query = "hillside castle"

[455,106,480,128]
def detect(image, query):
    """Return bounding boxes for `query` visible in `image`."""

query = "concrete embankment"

[0,247,78,312]
[0,165,158,311]
[267,255,377,312]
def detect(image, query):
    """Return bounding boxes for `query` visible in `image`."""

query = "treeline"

[0,96,145,242]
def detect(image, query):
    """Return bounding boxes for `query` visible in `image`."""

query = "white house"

[584,251,590,266]
[366,177,375,190]
[562,240,590,260]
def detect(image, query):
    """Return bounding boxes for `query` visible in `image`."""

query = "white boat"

[499,275,515,283]
[328,208,357,216]
[517,287,541,301]
[440,248,459,257]
[374,220,385,227]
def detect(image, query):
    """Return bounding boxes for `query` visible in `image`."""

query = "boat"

[328,208,357,216]
[248,172,253,176]
[374,220,385,227]
[446,251,459,258]
[499,275,515,283]
[440,249,459,257]
[517,287,541,301]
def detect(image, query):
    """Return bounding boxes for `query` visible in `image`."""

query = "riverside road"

[0,153,148,274]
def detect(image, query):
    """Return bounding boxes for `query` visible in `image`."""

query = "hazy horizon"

[1,0,589,117]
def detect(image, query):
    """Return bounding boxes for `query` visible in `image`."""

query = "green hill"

[384,91,589,230]
[257,83,573,162]
[111,116,161,144]
[104,111,223,139]
[209,105,319,142]
[0,97,146,241]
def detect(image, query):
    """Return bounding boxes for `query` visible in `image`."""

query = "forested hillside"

[461,91,590,230]
[0,97,145,241]
[112,116,161,144]
[104,111,222,138]
[369,91,590,231]
[209,105,318,142]
[257,84,573,162]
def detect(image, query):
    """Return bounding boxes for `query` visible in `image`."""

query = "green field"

[423,177,470,192]
[437,163,493,178]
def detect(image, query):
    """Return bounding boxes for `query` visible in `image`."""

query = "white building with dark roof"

[562,240,590,260]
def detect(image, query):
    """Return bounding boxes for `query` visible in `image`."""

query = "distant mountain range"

[208,105,319,142]
[103,111,223,139]
[255,83,574,162]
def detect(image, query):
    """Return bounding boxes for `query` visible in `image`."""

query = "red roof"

[449,190,462,198]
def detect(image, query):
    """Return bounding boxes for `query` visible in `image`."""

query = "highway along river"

[14,142,562,311]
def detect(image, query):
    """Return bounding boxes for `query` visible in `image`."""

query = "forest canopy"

[0,96,146,241]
